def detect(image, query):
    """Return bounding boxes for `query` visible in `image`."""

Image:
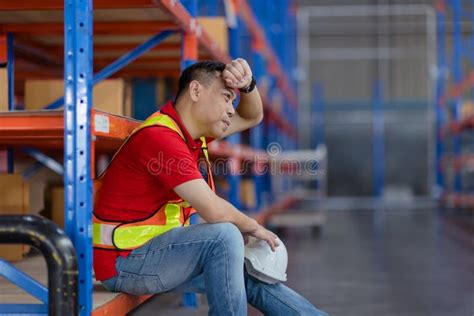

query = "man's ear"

[188,80,201,102]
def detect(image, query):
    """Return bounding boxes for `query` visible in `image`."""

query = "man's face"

[194,74,236,138]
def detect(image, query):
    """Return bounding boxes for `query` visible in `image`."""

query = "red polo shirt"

[93,101,209,281]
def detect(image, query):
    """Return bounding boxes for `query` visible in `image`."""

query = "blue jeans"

[101,222,328,316]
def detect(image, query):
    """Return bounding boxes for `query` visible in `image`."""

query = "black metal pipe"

[0,215,78,315]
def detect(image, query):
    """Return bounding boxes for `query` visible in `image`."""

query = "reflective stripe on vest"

[93,111,212,251]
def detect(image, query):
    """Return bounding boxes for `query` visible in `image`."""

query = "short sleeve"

[130,126,204,190]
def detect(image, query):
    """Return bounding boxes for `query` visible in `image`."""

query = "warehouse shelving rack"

[436,0,474,209]
[0,0,299,314]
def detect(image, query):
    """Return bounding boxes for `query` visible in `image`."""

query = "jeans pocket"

[115,271,164,295]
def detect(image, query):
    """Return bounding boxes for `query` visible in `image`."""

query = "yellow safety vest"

[93,111,215,251]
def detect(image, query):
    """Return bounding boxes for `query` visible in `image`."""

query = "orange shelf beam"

[438,70,474,106]
[94,68,181,78]
[94,43,181,53]
[0,110,140,152]
[1,21,178,35]
[95,56,215,66]
[158,0,230,63]
[14,38,62,66]
[92,294,153,316]
[0,111,64,141]
[444,115,474,135]
[91,110,141,140]
[94,56,181,66]
[441,192,474,208]
[42,42,183,56]
[15,68,181,79]
[441,153,474,172]
[0,0,159,10]
[0,110,271,159]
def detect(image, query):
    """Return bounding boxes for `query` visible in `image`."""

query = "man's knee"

[209,222,244,257]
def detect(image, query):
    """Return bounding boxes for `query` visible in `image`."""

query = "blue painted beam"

[22,149,64,176]
[0,259,48,304]
[45,31,174,110]
[435,4,446,196]
[0,304,47,315]
[94,31,174,83]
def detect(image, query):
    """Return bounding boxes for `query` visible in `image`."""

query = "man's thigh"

[114,223,235,295]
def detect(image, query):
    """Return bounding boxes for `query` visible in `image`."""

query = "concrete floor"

[129,206,474,316]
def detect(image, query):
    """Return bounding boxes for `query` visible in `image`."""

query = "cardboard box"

[197,17,228,53]
[0,150,7,173]
[24,79,126,115]
[0,68,7,111]
[50,186,64,229]
[0,245,27,262]
[0,174,46,215]
[123,79,133,117]
[0,174,30,211]
[0,174,36,262]
[156,78,166,106]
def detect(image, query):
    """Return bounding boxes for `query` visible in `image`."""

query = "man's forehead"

[214,75,236,98]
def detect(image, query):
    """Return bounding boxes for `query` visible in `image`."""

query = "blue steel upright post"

[181,0,198,309]
[435,0,446,198]
[64,0,93,314]
[262,1,276,204]
[251,36,265,211]
[282,0,291,152]
[289,0,298,150]
[451,0,463,195]
[227,14,242,209]
[268,1,280,151]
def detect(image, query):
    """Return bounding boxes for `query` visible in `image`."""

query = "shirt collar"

[160,101,202,149]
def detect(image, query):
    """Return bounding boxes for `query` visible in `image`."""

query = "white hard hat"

[244,236,288,284]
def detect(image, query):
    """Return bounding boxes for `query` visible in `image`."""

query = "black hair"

[175,60,226,101]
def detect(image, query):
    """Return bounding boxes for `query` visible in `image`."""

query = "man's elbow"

[250,113,264,127]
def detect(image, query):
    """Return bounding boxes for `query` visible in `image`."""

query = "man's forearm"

[236,87,264,124]
[205,195,260,233]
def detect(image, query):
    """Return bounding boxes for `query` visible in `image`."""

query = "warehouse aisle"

[130,207,474,316]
